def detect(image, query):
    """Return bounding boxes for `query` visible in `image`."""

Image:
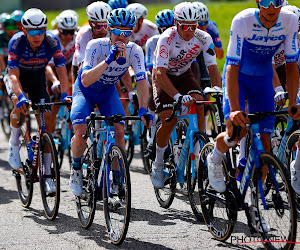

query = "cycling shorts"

[71,79,125,126]
[153,68,202,113]
[223,72,275,135]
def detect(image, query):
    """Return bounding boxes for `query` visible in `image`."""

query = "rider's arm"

[226,64,240,112]
[286,62,299,108]
[0,54,5,72]
[56,66,69,95]
[214,47,224,60]
[81,61,108,87]
[207,64,222,87]
[9,68,23,97]
[45,64,59,86]
[120,70,133,92]
[136,79,149,109]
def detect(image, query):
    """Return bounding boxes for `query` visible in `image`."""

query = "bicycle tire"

[198,142,237,241]
[76,138,97,229]
[103,145,131,245]
[272,114,288,155]
[125,124,134,166]
[1,95,13,139]
[187,131,209,222]
[15,125,33,208]
[205,104,219,140]
[39,132,60,220]
[250,152,297,250]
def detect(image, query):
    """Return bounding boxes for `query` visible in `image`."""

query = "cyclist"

[0,16,18,118]
[69,8,152,196]
[206,0,299,196]
[145,9,175,144]
[6,8,70,194]
[151,2,222,188]
[108,0,128,9]
[71,1,112,83]
[10,10,24,31]
[45,10,78,133]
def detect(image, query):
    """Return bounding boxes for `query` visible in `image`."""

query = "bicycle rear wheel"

[187,131,209,221]
[204,104,219,140]
[1,94,13,139]
[250,152,297,250]
[198,142,237,241]
[124,123,134,166]
[39,132,60,220]
[15,125,33,207]
[103,145,131,245]
[271,114,288,155]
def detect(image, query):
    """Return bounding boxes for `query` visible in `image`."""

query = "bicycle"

[147,99,209,213]
[198,109,297,249]
[75,113,141,245]
[12,101,67,220]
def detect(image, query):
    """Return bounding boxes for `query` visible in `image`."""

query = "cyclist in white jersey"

[69,8,152,196]
[71,1,112,83]
[45,10,78,133]
[151,2,222,188]
[207,1,300,197]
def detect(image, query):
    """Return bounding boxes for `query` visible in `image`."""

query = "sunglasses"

[5,25,16,31]
[26,29,46,36]
[259,0,282,8]
[177,22,197,32]
[198,21,208,27]
[91,22,108,31]
[111,28,132,37]
[59,29,75,35]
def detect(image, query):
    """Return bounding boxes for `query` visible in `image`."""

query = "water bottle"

[235,157,247,181]
[173,140,183,164]
[82,162,88,177]
[116,50,126,65]
[27,137,36,162]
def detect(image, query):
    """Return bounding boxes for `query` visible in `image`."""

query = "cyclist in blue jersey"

[207,0,300,195]
[69,8,152,196]
[6,8,70,194]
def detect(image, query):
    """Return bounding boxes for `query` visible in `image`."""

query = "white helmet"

[282,0,289,7]
[282,5,300,25]
[193,2,209,22]
[126,3,148,19]
[86,1,112,22]
[21,8,48,29]
[173,2,201,22]
[56,10,78,29]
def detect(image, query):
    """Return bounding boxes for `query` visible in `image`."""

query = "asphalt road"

[0,129,300,250]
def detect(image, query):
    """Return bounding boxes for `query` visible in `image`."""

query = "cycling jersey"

[154,26,216,76]
[81,37,146,93]
[145,34,159,71]
[49,29,76,65]
[129,19,158,48]
[206,20,222,48]
[0,31,9,58]
[226,8,298,76]
[7,31,65,72]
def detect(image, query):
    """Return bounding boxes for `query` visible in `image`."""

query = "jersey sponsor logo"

[170,44,200,65]
[167,31,176,45]
[248,34,285,43]
[8,52,18,61]
[106,66,127,73]
[168,60,190,73]
[134,53,142,69]
[11,36,22,49]
[226,58,240,66]
[159,45,168,59]
[194,32,207,45]
[253,23,262,28]
[53,50,64,58]
[20,58,48,65]
[90,48,97,67]
[249,45,278,55]
[236,35,241,56]
[292,32,297,52]
[135,72,146,81]
[63,44,75,59]
[138,34,149,47]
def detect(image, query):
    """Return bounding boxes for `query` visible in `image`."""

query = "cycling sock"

[155,144,167,165]
[210,146,223,165]
[294,144,300,170]
[239,137,246,161]
[43,153,52,175]
[10,125,20,146]
[72,156,83,170]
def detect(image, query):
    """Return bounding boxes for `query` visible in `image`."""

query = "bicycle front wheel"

[39,132,60,220]
[250,152,297,250]
[103,145,131,245]
[1,95,13,139]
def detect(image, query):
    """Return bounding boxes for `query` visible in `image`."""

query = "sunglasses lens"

[61,29,75,35]
[93,23,107,31]
[178,22,197,31]
[260,0,282,7]
[27,29,45,36]
[112,29,132,37]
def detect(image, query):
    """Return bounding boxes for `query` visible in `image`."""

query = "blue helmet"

[107,8,136,29]
[11,10,24,22]
[108,0,128,10]
[155,9,174,28]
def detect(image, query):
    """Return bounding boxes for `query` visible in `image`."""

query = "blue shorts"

[71,78,125,126]
[223,71,275,135]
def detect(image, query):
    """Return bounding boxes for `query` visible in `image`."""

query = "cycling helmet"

[108,0,128,10]
[86,1,112,22]
[2,15,17,29]
[107,8,136,29]
[173,2,201,22]
[283,5,300,25]
[126,3,148,19]
[155,9,174,28]
[282,0,289,6]
[11,10,24,22]
[193,2,209,22]
[0,13,9,24]
[56,10,78,29]
[21,8,48,29]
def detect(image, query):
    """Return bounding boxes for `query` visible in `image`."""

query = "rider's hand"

[61,92,72,103]
[289,105,300,121]
[16,92,31,114]
[128,91,139,110]
[105,43,119,65]
[174,93,193,107]
[274,86,285,106]
[229,110,247,128]
[138,107,153,128]
[51,80,61,94]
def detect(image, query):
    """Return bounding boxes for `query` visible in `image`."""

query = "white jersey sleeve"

[145,35,159,70]
[129,44,147,82]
